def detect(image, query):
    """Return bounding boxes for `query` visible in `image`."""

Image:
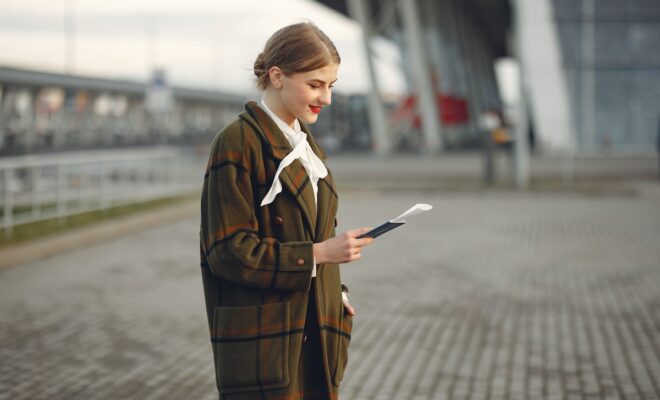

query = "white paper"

[389,203,433,223]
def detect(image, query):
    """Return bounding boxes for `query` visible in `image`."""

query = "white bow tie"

[260,131,328,207]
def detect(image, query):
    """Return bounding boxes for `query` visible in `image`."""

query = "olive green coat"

[199,101,352,399]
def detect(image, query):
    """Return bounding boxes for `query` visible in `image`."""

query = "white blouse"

[258,98,328,277]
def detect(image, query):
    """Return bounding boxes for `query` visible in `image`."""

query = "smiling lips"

[309,105,322,114]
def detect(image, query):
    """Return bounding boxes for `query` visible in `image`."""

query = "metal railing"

[0,146,204,238]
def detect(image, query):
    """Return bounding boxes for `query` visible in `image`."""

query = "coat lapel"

[241,101,329,237]
[278,158,317,235]
[313,167,338,242]
[297,121,339,243]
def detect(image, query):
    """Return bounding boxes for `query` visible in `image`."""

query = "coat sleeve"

[200,123,314,292]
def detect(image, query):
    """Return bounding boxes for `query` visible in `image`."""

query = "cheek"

[295,87,314,106]
[284,86,309,107]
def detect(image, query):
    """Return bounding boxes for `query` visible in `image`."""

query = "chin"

[299,114,319,125]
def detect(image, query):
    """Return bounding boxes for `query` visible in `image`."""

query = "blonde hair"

[253,22,341,90]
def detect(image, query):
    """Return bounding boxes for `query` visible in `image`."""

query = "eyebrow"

[308,78,338,85]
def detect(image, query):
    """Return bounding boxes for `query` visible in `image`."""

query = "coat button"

[297,258,305,266]
[275,216,284,225]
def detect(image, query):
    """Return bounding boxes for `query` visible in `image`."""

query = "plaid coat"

[199,101,352,399]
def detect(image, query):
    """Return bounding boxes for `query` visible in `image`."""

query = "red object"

[393,93,470,128]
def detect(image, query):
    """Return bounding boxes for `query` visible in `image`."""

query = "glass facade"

[552,0,660,152]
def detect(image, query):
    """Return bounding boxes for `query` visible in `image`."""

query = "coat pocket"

[332,311,353,387]
[212,301,291,394]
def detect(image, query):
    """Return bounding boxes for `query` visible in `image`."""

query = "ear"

[268,66,284,89]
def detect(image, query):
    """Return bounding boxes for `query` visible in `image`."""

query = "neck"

[262,90,296,128]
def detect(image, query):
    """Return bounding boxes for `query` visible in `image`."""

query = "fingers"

[342,248,361,262]
[342,296,356,316]
[332,227,375,264]
[340,228,374,247]
[348,252,362,261]
[344,227,371,238]
[354,237,374,247]
[347,227,375,246]
[345,304,356,316]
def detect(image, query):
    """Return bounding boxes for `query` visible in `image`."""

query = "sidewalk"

[327,152,659,192]
[1,188,659,399]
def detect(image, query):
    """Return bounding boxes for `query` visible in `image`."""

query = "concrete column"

[513,0,577,186]
[347,0,391,155]
[581,0,596,152]
[398,0,443,153]
[512,0,531,189]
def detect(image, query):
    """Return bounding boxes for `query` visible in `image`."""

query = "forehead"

[294,63,339,81]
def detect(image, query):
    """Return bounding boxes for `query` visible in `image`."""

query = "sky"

[0,0,407,96]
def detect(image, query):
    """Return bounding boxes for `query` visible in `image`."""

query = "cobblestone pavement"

[1,189,660,400]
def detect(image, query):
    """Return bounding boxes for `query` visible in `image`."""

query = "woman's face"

[268,63,338,126]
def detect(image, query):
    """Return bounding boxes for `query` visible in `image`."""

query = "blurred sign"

[145,68,173,113]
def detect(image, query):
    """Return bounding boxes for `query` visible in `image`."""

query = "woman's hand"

[342,291,356,316]
[313,227,374,265]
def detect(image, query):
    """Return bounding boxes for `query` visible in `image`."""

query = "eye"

[309,84,320,89]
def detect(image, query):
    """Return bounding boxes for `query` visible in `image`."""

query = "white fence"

[0,147,204,237]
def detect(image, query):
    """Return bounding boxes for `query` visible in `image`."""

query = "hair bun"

[254,52,266,76]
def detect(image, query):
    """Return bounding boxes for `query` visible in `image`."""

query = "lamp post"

[63,0,76,74]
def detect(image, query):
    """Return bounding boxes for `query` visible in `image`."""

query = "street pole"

[64,0,75,74]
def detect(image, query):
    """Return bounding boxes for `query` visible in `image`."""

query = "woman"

[199,22,374,400]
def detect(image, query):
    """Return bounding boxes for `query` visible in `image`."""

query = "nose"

[318,87,332,106]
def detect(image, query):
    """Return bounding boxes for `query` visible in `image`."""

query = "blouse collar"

[259,98,305,146]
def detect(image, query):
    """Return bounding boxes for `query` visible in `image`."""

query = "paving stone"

[1,190,659,399]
